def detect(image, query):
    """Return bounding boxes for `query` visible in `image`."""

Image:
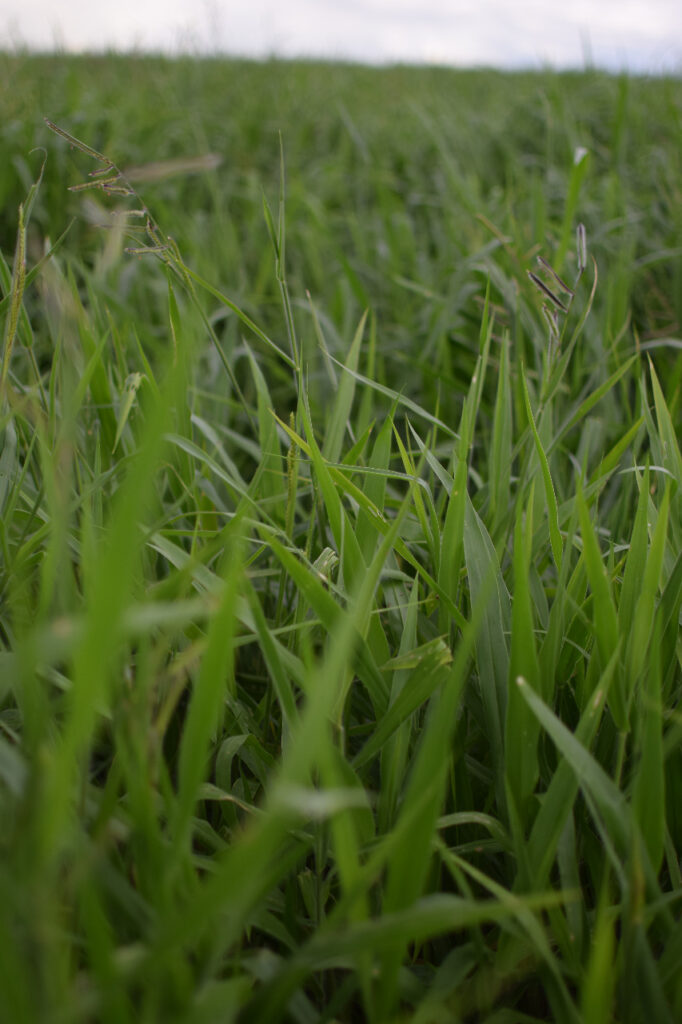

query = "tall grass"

[0,56,681,1022]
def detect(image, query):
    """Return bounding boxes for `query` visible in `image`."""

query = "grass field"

[1,54,681,1023]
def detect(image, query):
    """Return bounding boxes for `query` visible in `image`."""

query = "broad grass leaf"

[505,494,541,827]
[244,343,285,516]
[576,486,624,728]
[112,371,144,453]
[463,495,511,786]
[301,890,570,966]
[649,358,682,493]
[527,643,619,885]
[355,412,393,563]
[353,637,452,771]
[521,364,563,573]
[489,331,512,538]
[437,451,467,621]
[322,309,367,464]
[377,575,420,830]
[632,616,665,872]
[580,888,616,1024]
[618,463,651,655]
[516,675,630,861]
[393,424,440,572]
[626,481,670,688]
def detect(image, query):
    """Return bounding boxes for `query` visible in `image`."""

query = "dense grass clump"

[0,55,681,1023]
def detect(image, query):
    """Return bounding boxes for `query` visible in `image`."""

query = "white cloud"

[1,0,680,72]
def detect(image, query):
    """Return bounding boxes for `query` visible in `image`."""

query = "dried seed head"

[123,245,170,256]
[68,175,122,192]
[536,256,574,298]
[527,271,568,313]
[89,164,118,178]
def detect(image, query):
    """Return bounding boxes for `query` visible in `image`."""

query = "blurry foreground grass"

[0,55,681,1022]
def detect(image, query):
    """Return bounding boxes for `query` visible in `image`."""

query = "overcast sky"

[1,0,680,73]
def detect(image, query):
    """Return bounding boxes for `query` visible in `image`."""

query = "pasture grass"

[0,54,681,1022]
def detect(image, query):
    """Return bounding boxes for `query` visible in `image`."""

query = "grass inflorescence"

[0,55,681,1023]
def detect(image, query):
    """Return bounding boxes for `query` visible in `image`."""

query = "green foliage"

[0,55,681,1023]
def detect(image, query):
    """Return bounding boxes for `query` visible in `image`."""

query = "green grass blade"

[355,412,393,563]
[632,614,666,872]
[516,675,630,859]
[463,495,511,792]
[174,527,244,848]
[527,643,619,884]
[353,637,452,771]
[521,364,563,573]
[322,309,367,464]
[505,492,541,827]
[375,582,491,1016]
[489,331,512,537]
[261,529,389,715]
[576,484,624,728]
[626,480,670,687]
